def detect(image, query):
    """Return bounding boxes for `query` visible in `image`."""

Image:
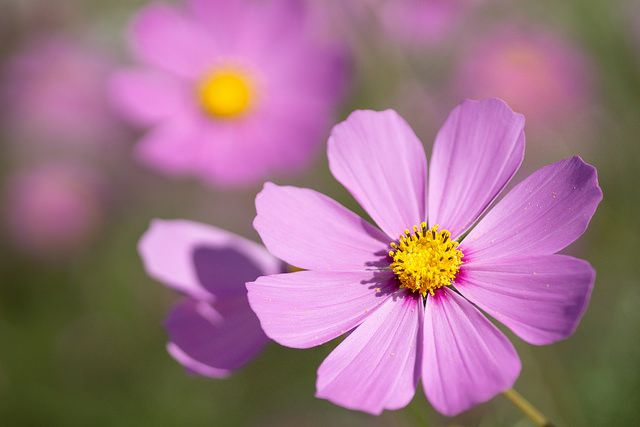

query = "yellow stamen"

[197,68,253,118]
[388,223,463,297]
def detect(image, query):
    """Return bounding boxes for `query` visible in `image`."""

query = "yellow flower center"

[389,223,463,297]
[197,68,253,119]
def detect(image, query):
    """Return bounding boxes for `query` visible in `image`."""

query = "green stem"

[503,388,556,427]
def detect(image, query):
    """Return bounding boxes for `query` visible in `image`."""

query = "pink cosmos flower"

[4,163,105,258]
[453,27,592,127]
[2,35,122,149]
[110,0,346,186]
[247,98,602,415]
[139,220,282,377]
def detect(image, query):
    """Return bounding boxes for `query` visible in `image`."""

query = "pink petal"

[192,116,316,186]
[254,183,390,271]
[128,3,217,78]
[138,219,281,300]
[187,0,242,31]
[165,296,268,377]
[456,255,595,345]
[189,0,307,62]
[423,288,520,416]
[428,98,525,239]
[167,343,229,378]
[134,118,202,175]
[461,156,602,260]
[108,68,191,126]
[246,270,397,348]
[328,110,428,240]
[316,293,422,415]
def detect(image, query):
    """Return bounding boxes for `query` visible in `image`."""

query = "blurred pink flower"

[454,26,593,127]
[110,0,347,186]
[4,164,105,258]
[2,35,122,149]
[247,99,601,415]
[379,0,472,47]
[138,220,282,377]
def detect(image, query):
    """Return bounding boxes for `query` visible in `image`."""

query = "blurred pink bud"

[380,0,473,47]
[2,35,124,149]
[453,26,594,127]
[4,164,106,258]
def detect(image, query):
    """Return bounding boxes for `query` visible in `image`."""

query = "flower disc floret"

[389,223,463,297]
[198,68,253,119]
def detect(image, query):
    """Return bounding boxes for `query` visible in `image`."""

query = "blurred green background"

[1,0,639,425]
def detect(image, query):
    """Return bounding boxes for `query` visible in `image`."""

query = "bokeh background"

[1,0,639,425]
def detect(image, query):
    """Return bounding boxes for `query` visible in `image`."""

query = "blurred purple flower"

[247,99,601,415]
[454,26,593,127]
[111,0,347,186]
[2,35,123,149]
[4,164,105,258]
[138,220,282,377]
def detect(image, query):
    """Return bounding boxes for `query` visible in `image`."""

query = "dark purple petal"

[165,296,268,377]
